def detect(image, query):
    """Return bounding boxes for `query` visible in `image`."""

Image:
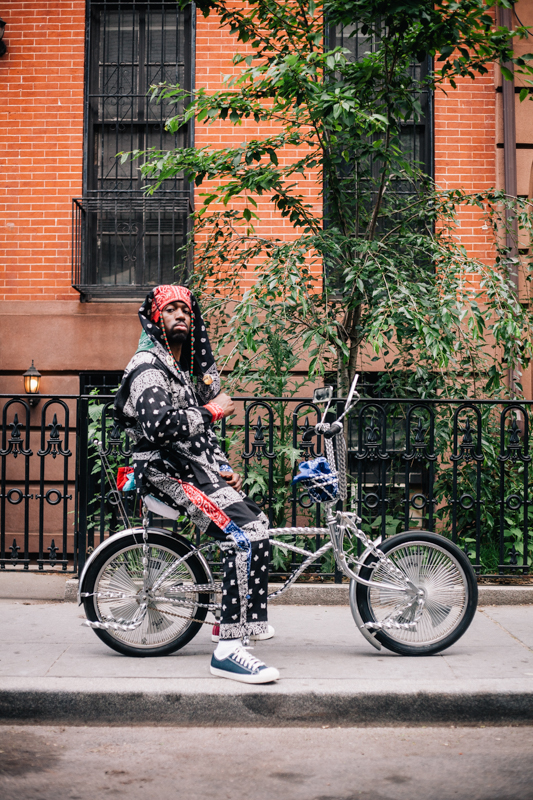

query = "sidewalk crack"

[481,609,533,653]
[44,646,71,676]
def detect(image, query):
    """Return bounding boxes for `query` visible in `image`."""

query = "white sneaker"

[210,645,280,684]
[211,624,275,643]
[250,624,275,641]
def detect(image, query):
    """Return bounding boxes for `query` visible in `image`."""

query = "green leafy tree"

[128,0,533,401]
[117,0,533,571]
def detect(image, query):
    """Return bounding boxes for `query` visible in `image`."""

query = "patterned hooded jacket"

[114,289,230,496]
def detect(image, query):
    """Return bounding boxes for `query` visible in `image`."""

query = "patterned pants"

[146,466,270,640]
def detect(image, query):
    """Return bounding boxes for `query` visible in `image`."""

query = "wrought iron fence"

[1,393,532,579]
[1,397,75,571]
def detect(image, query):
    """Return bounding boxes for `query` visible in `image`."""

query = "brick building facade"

[1,1,532,398]
[1,1,533,563]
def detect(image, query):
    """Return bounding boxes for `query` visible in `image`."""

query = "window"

[79,371,123,394]
[327,23,433,225]
[73,1,193,300]
[331,24,432,176]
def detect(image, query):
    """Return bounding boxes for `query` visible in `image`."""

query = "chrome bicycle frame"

[81,375,424,636]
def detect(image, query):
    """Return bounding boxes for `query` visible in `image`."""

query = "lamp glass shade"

[23,361,41,395]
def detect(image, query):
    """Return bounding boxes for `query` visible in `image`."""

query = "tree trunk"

[337,303,362,396]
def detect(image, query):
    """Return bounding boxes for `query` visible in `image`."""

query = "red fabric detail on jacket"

[152,285,192,322]
[204,402,225,422]
[180,481,231,530]
[117,466,134,491]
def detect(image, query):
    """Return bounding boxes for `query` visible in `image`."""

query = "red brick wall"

[0,1,85,302]
[434,69,497,274]
[195,10,322,289]
[0,4,499,300]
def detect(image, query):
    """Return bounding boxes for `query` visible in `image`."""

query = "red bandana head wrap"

[151,285,192,323]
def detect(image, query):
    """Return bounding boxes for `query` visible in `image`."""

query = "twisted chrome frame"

[80,508,420,636]
[78,476,424,636]
[80,378,424,638]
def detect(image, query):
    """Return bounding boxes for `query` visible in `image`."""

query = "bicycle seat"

[143,494,180,521]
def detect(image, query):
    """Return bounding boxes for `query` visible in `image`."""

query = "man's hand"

[221,470,243,492]
[214,392,235,419]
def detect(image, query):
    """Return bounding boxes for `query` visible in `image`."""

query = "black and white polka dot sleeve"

[130,367,213,445]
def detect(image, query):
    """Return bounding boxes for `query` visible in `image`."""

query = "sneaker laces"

[230,645,265,673]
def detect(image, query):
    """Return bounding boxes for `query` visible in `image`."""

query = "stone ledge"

[268,583,533,606]
[477,585,533,605]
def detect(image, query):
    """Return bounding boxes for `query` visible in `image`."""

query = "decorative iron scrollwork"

[98,404,132,457]
[410,493,428,511]
[38,414,72,458]
[459,493,476,510]
[362,492,381,510]
[35,489,72,505]
[9,539,20,560]
[505,494,523,511]
[117,221,140,265]
[463,541,474,561]
[242,405,275,461]
[507,543,519,566]
[108,423,125,453]
[499,407,531,464]
[1,488,33,504]
[299,417,318,459]
[106,489,123,507]
[48,539,59,564]
[0,413,32,458]
[354,406,389,461]
[252,416,266,459]
[404,412,437,462]
[451,415,483,463]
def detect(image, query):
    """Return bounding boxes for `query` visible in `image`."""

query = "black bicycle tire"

[83,531,211,657]
[354,531,478,656]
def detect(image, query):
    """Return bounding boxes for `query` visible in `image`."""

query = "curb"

[1,688,533,727]
[64,579,78,602]
[4,578,533,606]
[270,584,533,606]
[69,579,533,605]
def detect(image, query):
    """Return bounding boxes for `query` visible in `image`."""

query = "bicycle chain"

[147,603,215,627]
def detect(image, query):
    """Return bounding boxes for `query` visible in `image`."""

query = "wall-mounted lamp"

[0,19,6,58]
[23,361,41,407]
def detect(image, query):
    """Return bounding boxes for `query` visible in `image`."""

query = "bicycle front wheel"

[352,531,478,656]
[83,531,212,657]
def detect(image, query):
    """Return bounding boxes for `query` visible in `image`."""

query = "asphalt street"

[1,724,532,800]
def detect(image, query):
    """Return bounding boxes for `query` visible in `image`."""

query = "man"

[114,285,279,684]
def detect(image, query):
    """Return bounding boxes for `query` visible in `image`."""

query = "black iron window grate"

[327,23,433,208]
[72,194,192,300]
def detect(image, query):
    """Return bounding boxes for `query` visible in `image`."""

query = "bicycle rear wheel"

[352,531,478,656]
[83,531,212,657]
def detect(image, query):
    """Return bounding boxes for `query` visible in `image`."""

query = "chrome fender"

[349,579,382,651]
[348,538,383,652]
[77,527,214,605]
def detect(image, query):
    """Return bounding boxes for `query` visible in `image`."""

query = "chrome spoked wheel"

[83,531,211,657]
[353,531,478,656]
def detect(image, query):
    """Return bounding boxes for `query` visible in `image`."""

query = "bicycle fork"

[327,510,426,633]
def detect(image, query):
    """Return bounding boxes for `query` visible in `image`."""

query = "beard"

[167,328,189,345]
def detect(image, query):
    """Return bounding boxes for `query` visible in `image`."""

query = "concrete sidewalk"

[1,600,533,726]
